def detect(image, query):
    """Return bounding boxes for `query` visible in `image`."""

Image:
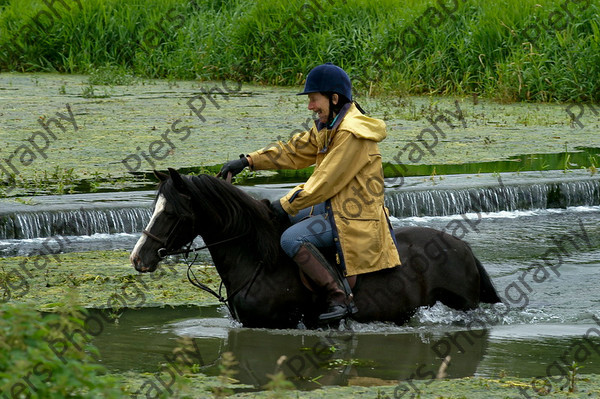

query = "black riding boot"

[293,243,353,323]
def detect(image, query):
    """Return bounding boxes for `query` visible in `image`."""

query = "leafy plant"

[81,84,111,99]
[0,0,599,102]
[562,143,572,174]
[0,300,122,398]
[212,351,238,398]
[88,65,137,86]
[588,155,598,175]
[264,355,295,397]
[567,361,583,393]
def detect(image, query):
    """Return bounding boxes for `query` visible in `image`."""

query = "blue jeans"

[280,202,334,258]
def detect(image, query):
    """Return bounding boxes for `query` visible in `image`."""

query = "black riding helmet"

[297,63,365,124]
[297,62,353,100]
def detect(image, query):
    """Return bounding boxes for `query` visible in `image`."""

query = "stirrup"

[347,298,358,315]
[318,304,348,323]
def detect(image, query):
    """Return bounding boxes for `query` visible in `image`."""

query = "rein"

[143,226,259,316]
[185,252,263,317]
[154,233,247,258]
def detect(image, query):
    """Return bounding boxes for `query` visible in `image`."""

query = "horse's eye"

[157,209,175,218]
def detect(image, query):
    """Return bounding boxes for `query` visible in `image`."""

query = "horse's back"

[352,226,496,324]
[393,226,500,303]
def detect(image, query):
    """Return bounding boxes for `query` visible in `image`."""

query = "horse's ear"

[168,167,189,194]
[154,170,169,182]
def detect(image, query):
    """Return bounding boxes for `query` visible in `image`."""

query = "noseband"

[143,215,192,258]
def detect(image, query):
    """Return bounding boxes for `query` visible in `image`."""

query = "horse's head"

[130,168,197,272]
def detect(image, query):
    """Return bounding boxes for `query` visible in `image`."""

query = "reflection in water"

[93,305,490,387]
[92,305,600,391]
[217,327,490,389]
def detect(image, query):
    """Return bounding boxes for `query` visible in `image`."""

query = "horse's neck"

[200,221,258,265]
[207,239,264,288]
[204,228,295,291]
[189,186,288,290]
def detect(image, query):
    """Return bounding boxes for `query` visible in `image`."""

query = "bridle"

[142,216,190,259]
[142,213,247,259]
[141,206,258,318]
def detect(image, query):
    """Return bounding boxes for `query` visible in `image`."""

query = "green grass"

[0,0,599,102]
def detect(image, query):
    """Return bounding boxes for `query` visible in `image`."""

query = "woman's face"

[307,92,338,124]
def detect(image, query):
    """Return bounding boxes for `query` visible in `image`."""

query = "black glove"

[218,154,249,180]
[270,198,289,224]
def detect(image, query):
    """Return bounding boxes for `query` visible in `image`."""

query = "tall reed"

[0,0,597,102]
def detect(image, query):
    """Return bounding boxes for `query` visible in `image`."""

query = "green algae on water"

[0,73,598,197]
[0,249,221,309]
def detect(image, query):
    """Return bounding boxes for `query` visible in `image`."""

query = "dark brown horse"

[130,169,501,329]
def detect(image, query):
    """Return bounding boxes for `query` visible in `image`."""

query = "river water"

[1,170,599,392]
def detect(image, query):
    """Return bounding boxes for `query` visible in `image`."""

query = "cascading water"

[0,191,157,256]
[0,170,598,245]
[384,179,600,217]
[1,208,153,239]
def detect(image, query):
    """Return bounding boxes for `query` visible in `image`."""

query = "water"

[91,307,600,390]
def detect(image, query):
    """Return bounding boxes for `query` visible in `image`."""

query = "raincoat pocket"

[338,218,382,273]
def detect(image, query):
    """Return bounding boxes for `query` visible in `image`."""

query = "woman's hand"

[217,154,249,180]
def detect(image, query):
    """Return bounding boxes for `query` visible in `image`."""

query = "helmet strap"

[327,96,337,127]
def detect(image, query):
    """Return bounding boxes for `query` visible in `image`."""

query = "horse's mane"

[158,174,280,264]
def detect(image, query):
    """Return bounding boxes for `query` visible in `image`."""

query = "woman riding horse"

[218,63,401,323]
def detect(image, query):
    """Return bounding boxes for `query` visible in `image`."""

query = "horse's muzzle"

[130,253,157,273]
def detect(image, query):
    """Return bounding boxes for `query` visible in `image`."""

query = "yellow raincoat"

[248,103,401,276]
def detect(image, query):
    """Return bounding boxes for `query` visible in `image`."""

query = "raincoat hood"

[317,103,387,142]
[341,108,387,142]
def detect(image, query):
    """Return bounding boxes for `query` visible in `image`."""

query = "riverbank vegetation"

[1,0,599,102]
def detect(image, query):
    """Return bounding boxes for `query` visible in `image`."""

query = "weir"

[0,191,154,240]
[0,208,153,240]
[0,172,598,240]
[385,179,599,218]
